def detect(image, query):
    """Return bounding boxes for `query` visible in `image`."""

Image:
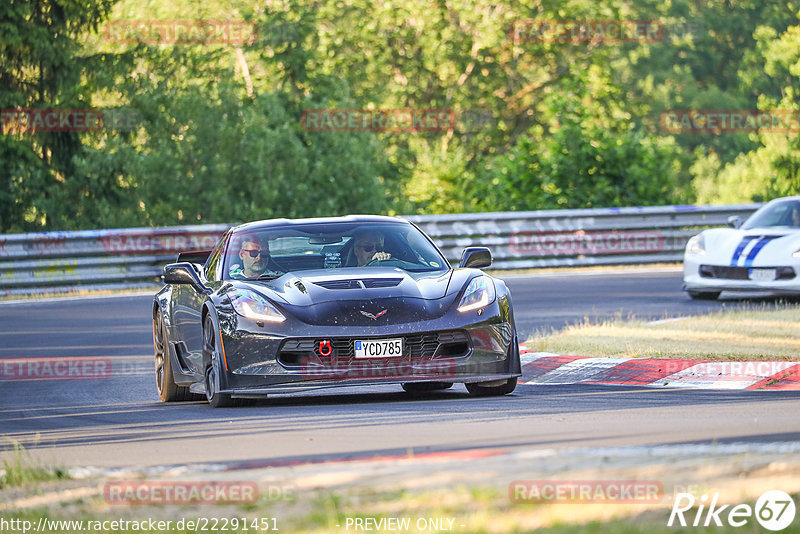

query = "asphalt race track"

[503,267,800,338]
[1,268,799,470]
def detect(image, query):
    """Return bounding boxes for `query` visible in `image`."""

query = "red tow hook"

[319,340,333,357]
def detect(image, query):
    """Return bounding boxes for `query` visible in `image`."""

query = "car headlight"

[229,289,286,322]
[793,248,800,258]
[686,234,706,255]
[457,276,496,312]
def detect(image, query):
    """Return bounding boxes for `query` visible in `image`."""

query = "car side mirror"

[459,247,492,269]
[163,262,210,293]
[727,215,742,229]
[176,250,211,264]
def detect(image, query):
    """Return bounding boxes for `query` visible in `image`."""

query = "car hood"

[230,267,482,326]
[701,228,800,264]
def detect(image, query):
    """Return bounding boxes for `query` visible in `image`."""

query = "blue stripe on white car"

[730,235,784,267]
[743,236,782,267]
[730,236,759,266]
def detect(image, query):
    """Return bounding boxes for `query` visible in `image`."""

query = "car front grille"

[277,330,470,369]
[699,265,796,280]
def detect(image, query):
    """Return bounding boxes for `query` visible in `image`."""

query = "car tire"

[154,312,200,402]
[203,315,235,408]
[687,290,721,300]
[401,382,453,393]
[465,377,517,397]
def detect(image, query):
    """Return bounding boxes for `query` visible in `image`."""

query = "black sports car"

[152,215,520,407]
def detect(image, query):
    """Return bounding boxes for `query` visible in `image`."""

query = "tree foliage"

[469,72,685,211]
[2,0,800,231]
[0,0,116,231]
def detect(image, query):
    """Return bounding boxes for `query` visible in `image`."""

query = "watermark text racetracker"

[103,481,263,505]
[509,230,664,256]
[300,358,461,381]
[102,20,257,45]
[0,357,111,381]
[510,480,663,504]
[510,19,664,43]
[0,108,143,134]
[101,231,224,255]
[662,361,800,380]
[660,110,800,133]
[301,108,456,133]
[510,19,703,44]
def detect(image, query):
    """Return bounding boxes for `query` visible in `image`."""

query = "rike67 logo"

[669,490,796,531]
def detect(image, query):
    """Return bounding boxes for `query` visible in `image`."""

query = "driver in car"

[353,230,391,266]
[229,234,281,279]
[791,204,800,227]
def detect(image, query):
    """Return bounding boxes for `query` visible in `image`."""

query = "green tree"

[468,72,687,211]
[693,17,800,203]
[75,24,396,227]
[5,0,800,230]
[0,0,117,231]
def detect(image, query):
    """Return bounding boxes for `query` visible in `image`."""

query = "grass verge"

[528,304,800,360]
[0,443,69,489]
[0,286,158,303]
[8,487,799,533]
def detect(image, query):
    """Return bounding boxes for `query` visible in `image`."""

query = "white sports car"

[683,196,800,299]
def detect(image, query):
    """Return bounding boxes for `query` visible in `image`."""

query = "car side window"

[204,232,229,282]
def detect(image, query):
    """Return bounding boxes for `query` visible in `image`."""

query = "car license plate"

[354,338,403,358]
[749,268,777,281]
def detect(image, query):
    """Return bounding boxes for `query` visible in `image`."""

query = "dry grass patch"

[529,305,800,360]
[0,287,158,302]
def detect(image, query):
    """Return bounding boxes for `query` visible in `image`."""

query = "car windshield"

[742,199,800,229]
[223,221,449,280]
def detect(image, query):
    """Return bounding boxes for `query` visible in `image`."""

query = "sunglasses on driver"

[357,243,383,253]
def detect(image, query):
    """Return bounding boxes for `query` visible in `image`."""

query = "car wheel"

[203,315,235,408]
[465,377,517,397]
[154,312,199,402]
[401,382,453,393]
[687,290,721,300]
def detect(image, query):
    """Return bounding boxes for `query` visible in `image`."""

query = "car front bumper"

[683,255,800,292]
[214,297,519,393]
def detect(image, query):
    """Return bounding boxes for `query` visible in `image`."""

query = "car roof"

[766,196,800,203]
[232,215,409,233]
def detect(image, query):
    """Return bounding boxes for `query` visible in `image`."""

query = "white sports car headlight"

[686,234,706,255]
[458,276,496,312]
[793,248,800,258]
[229,289,286,322]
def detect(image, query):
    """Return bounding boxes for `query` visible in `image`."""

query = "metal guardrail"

[406,204,762,269]
[0,224,231,297]
[0,204,761,296]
